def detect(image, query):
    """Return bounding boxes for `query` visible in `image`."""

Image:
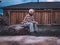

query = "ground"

[0,36,59,45]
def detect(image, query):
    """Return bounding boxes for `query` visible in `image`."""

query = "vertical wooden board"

[10,12,13,24]
[59,11,60,25]
[45,12,48,24]
[41,12,43,24]
[54,11,57,25]
[42,11,46,24]
[10,12,14,24]
[18,11,22,23]
[56,12,58,24]
[47,11,49,24]
[33,11,36,21]
[56,12,59,25]
[54,11,59,25]
[40,12,43,24]
[48,11,51,24]
[34,11,36,22]
[52,12,55,24]
[16,11,19,24]
[54,11,57,24]
[20,11,22,22]
[38,12,40,24]
[12,12,17,24]
[43,11,45,24]
[39,11,41,24]
[10,11,17,24]
[50,11,52,24]
[58,12,60,25]
[21,11,24,22]
[36,11,40,23]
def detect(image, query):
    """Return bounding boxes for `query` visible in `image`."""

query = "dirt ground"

[0,36,59,45]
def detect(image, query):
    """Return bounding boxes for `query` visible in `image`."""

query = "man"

[22,9,38,33]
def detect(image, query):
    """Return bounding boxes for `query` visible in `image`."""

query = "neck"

[29,14,33,16]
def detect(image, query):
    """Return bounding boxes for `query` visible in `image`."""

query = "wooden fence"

[4,10,60,25]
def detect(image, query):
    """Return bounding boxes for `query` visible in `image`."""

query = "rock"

[8,24,29,35]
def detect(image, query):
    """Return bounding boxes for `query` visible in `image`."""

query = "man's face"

[29,11,34,15]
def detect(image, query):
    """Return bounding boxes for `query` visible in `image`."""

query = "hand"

[32,21,38,24]
[32,21,36,23]
[21,22,23,24]
[35,22,38,24]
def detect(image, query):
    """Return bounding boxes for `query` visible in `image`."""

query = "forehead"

[29,11,34,12]
[29,9,35,13]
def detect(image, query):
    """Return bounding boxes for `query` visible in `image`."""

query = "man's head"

[29,9,35,15]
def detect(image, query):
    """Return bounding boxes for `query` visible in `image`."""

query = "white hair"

[29,9,35,13]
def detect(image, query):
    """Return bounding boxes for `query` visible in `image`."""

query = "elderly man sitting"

[22,9,38,34]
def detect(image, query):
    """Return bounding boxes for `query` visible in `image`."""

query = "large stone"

[0,36,58,45]
[8,24,29,35]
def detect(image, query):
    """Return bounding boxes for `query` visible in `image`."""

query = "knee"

[29,23,33,25]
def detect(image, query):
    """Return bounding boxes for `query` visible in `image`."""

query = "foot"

[30,32,35,35]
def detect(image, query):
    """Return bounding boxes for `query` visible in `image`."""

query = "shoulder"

[26,14,30,16]
[32,16,34,18]
[25,14,30,18]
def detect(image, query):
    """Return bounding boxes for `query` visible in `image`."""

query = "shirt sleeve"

[23,14,28,23]
[32,16,35,21]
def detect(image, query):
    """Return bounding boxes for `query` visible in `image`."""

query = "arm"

[22,15,28,24]
[32,16,35,21]
[32,16,38,24]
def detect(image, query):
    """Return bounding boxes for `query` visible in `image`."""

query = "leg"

[34,24,39,32]
[29,22,34,32]
[24,22,34,32]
